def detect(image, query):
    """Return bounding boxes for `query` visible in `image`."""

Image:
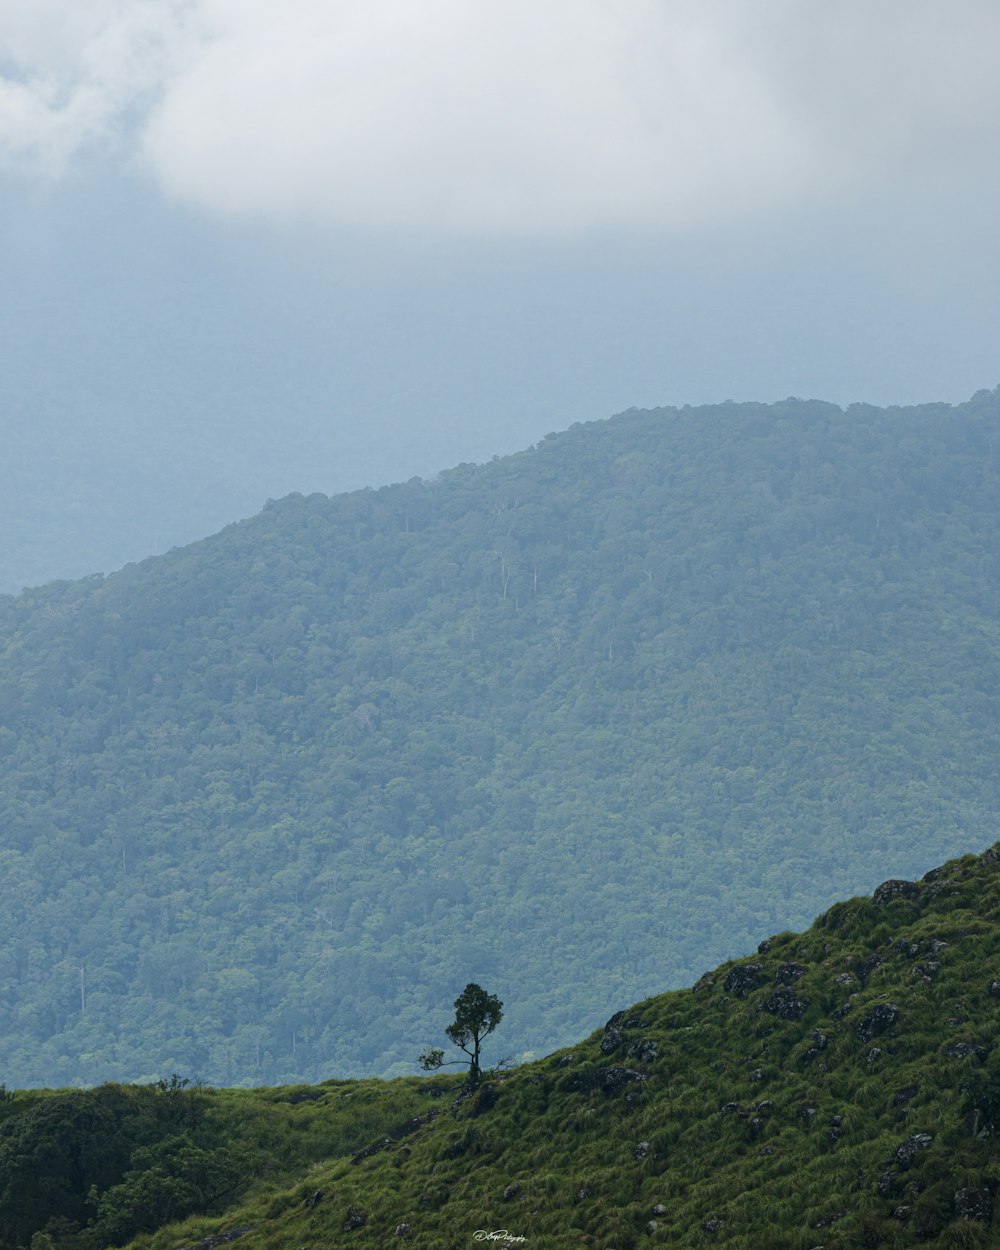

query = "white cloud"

[1,0,998,233]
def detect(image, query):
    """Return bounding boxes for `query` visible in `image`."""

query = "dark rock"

[893,938,920,958]
[876,1172,897,1197]
[633,1141,651,1159]
[891,1205,910,1221]
[645,1221,659,1234]
[692,973,714,993]
[575,1186,592,1202]
[502,1184,521,1201]
[556,1054,574,1068]
[600,1030,623,1055]
[922,862,947,881]
[954,1187,993,1221]
[305,1189,323,1209]
[855,1002,899,1042]
[391,1111,438,1139]
[720,1102,743,1117]
[394,1224,410,1237]
[873,879,920,904]
[757,938,773,954]
[946,1041,988,1060]
[755,1100,773,1114]
[832,1000,855,1020]
[799,1103,817,1125]
[724,964,763,997]
[834,972,855,986]
[774,962,806,984]
[601,1011,626,1054]
[564,1065,646,1095]
[828,1115,844,1143]
[652,1204,667,1216]
[343,1207,367,1232]
[749,1068,764,1082]
[749,1117,764,1138]
[174,1229,256,1250]
[912,961,939,979]
[814,1208,850,1227]
[626,1038,658,1062]
[990,981,1000,999]
[761,988,808,1020]
[700,1218,724,1234]
[352,1137,393,1164]
[810,1029,828,1050]
[601,1011,647,1054]
[981,844,1000,866]
[929,939,947,954]
[895,1133,933,1167]
[866,1047,881,1065]
[594,1067,647,1095]
[860,953,886,979]
[471,1084,499,1116]
[893,1084,918,1106]
[445,1137,468,1159]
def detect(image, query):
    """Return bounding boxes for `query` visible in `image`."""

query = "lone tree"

[419,982,503,1087]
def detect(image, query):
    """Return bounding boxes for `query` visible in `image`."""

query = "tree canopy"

[0,389,998,1085]
[421,982,503,1085]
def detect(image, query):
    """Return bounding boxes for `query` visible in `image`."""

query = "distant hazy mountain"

[5,843,1000,1250]
[0,388,998,1088]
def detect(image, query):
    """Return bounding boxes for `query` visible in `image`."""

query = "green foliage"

[0,1075,442,1250]
[0,391,999,1084]
[91,842,1000,1250]
[423,982,503,1085]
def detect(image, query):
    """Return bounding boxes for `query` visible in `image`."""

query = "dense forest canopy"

[0,388,998,1087]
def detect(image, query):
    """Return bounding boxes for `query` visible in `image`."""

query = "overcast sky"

[1,1,998,587]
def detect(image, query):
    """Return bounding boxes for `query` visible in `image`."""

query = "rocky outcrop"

[895,1133,933,1167]
[566,1066,648,1096]
[724,964,762,997]
[954,1188,993,1221]
[873,879,921,904]
[600,1010,648,1054]
[174,1229,255,1250]
[761,988,808,1020]
[855,1003,899,1042]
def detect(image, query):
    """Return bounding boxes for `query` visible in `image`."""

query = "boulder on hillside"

[873,879,920,904]
[855,1003,899,1042]
[724,964,763,997]
[954,1188,993,1221]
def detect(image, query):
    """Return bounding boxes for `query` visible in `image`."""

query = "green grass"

[18,843,1000,1250]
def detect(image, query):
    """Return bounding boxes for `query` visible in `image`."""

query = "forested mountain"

[0,388,999,1087]
[9,845,1000,1250]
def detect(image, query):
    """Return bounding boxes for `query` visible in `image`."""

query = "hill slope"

[15,843,1000,1250]
[0,389,999,1085]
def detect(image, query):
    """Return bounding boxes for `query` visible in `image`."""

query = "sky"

[1,0,998,590]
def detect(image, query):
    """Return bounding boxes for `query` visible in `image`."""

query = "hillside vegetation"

[0,389,999,1085]
[12,844,1000,1250]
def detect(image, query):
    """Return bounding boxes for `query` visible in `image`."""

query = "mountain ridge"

[0,389,998,1087]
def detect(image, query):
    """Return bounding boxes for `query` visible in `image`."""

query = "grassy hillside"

[16,843,1000,1250]
[0,390,999,1085]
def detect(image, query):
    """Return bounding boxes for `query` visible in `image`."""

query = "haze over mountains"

[0,389,998,1089]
